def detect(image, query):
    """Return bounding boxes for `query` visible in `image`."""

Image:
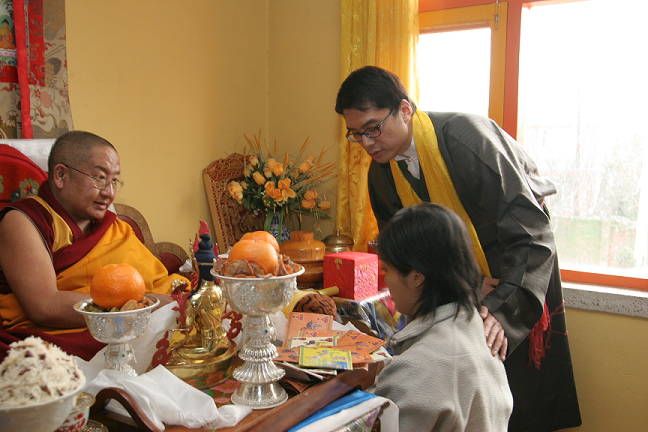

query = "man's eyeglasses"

[63,164,124,192]
[346,110,393,143]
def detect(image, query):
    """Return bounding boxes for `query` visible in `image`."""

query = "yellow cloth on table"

[389,111,491,277]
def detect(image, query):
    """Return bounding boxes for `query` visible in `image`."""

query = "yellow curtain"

[336,0,419,251]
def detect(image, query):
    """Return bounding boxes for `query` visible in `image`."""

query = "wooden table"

[90,362,379,432]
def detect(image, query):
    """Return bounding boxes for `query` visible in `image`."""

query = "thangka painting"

[0,0,72,139]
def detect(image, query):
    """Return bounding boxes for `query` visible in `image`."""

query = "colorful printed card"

[275,347,300,363]
[298,328,345,338]
[299,346,353,370]
[336,330,387,354]
[370,346,393,362]
[289,336,337,348]
[284,312,333,347]
[334,345,374,364]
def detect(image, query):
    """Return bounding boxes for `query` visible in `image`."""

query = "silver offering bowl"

[212,266,304,409]
[73,295,159,378]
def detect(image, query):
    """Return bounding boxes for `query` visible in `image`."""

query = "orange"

[90,263,146,309]
[241,231,280,253]
[228,239,279,275]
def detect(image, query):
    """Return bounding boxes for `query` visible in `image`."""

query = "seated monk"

[0,131,188,361]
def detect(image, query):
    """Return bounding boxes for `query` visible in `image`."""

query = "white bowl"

[0,386,83,432]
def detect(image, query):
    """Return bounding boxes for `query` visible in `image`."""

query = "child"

[374,203,513,432]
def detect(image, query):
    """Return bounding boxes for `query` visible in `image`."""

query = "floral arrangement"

[227,132,337,242]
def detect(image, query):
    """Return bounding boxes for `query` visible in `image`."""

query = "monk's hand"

[479,305,508,361]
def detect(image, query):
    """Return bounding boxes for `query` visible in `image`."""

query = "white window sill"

[563,282,648,318]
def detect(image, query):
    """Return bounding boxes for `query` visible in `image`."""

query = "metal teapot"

[322,229,354,254]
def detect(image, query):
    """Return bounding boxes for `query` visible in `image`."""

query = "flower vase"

[268,212,291,244]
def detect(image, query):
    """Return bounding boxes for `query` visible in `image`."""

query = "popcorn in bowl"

[0,337,85,432]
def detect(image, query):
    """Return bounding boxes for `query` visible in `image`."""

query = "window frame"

[418,0,648,291]
[419,3,507,126]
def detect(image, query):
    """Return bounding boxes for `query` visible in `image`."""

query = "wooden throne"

[203,153,264,254]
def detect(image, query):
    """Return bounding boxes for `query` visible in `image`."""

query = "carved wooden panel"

[203,153,265,254]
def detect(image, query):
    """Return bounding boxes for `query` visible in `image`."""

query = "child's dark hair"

[376,203,481,319]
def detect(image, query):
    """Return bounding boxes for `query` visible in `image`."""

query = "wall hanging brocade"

[0,0,71,139]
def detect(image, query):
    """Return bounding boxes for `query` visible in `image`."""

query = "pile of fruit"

[213,231,301,277]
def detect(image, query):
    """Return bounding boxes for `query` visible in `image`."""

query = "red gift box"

[323,252,379,300]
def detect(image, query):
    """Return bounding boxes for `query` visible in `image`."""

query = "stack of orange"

[227,231,281,275]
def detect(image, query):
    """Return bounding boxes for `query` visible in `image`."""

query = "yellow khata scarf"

[389,111,491,277]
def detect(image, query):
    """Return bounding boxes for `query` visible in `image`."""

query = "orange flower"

[278,178,291,189]
[283,188,296,199]
[264,181,276,194]
[248,155,259,167]
[270,188,283,200]
[253,171,265,185]
[267,158,284,177]
[301,199,316,209]
[299,157,314,174]
[304,189,318,201]
[318,200,331,211]
[228,181,243,194]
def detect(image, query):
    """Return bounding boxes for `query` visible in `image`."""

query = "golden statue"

[153,221,237,388]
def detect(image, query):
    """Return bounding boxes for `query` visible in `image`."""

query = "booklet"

[289,336,337,348]
[370,345,393,362]
[283,312,334,347]
[275,347,300,363]
[277,361,326,381]
[298,328,345,338]
[299,346,353,370]
[336,330,387,354]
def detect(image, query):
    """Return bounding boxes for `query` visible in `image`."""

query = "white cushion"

[0,139,56,172]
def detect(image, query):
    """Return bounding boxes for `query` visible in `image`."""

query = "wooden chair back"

[203,153,264,254]
[113,203,189,274]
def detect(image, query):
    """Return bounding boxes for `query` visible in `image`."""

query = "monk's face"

[342,99,413,164]
[60,146,121,228]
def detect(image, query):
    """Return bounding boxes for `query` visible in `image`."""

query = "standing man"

[335,66,581,431]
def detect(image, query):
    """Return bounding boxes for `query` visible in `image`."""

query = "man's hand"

[479,306,508,361]
[481,276,499,298]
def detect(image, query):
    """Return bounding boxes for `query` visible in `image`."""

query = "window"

[519,0,648,282]
[418,29,491,117]
[419,2,507,125]
[418,0,648,289]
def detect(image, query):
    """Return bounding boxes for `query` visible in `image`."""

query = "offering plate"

[74,295,159,378]
[212,266,304,409]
